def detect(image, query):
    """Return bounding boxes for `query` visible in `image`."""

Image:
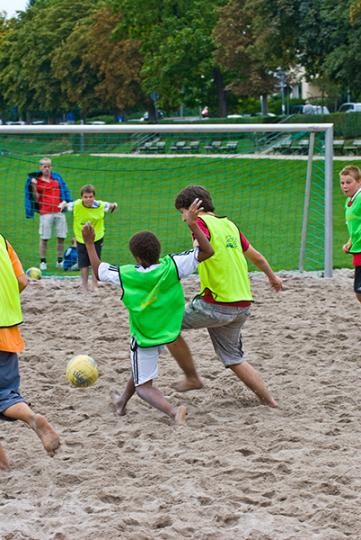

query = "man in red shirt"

[30,157,72,271]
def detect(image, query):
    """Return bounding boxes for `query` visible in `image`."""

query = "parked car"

[338,102,361,113]
[291,104,330,115]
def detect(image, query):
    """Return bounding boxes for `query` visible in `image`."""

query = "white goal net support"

[0,122,333,276]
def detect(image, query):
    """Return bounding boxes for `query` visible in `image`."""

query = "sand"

[1,269,361,540]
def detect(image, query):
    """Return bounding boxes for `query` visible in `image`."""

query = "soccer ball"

[66,354,99,388]
[26,267,42,280]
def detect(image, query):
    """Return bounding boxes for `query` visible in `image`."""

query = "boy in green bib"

[82,198,213,425]
[340,165,361,303]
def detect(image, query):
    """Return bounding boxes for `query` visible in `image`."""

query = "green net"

[0,127,330,275]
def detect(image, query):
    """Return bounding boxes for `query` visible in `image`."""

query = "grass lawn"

[0,144,354,275]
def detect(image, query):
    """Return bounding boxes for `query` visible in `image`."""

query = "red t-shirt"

[195,217,252,307]
[36,177,62,214]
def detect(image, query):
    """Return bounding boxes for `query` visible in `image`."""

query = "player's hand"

[58,201,68,211]
[342,241,351,253]
[185,198,204,226]
[110,202,118,213]
[82,222,95,243]
[31,178,37,186]
[269,275,283,291]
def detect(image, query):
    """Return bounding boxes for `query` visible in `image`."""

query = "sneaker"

[40,262,47,271]
[56,261,63,269]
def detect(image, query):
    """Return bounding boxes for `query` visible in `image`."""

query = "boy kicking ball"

[82,198,213,425]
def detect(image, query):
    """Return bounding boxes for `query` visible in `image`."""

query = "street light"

[275,68,287,115]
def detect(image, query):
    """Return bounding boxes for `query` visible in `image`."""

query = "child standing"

[60,184,117,290]
[0,233,60,470]
[340,165,361,303]
[167,185,283,408]
[81,198,213,425]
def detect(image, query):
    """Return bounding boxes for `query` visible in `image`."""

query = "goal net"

[0,123,333,276]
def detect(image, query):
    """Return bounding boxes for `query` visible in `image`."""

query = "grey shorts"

[39,213,67,240]
[183,297,250,367]
[0,351,25,416]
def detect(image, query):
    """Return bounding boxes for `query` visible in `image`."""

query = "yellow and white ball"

[26,267,42,280]
[66,354,99,388]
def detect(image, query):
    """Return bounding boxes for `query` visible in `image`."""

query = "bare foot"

[174,405,187,426]
[173,377,204,393]
[30,414,60,457]
[0,444,9,471]
[110,391,127,416]
[262,397,278,408]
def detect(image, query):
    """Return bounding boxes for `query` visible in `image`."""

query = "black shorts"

[77,239,103,269]
[354,266,361,293]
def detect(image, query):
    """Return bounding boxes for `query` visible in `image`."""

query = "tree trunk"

[213,68,227,118]
[260,94,268,115]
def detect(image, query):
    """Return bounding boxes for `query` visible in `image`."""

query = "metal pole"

[299,132,315,272]
[324,125,334,277]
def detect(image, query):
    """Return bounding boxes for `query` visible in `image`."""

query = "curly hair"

[129,231,161,265]
[174,185,215,212]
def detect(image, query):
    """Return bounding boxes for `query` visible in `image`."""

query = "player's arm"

[342,239,352,253]
[7,242,28,292]
[31,178,39,202]
[81,223,100,280]
[244,244,283,291]
[104,202,118,213]
[59,201,73,212]
[184,198,214,262]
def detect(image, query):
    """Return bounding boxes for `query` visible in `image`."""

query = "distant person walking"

[25,157,72,271]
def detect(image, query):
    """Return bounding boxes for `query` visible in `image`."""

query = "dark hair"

[175,185,214,212]
[129,231,161,265]
[80,184,96,196]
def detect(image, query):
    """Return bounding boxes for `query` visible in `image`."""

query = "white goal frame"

[0,122,334,277]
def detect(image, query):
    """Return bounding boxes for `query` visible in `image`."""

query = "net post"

[324,125,334,278]
[299,132,316,272]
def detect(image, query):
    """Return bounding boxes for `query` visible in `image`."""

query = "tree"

[213,0,299,112]
[0,0,98,121]
[109,0,228,116]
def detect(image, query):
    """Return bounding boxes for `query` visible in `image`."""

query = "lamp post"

[275,68,287,115]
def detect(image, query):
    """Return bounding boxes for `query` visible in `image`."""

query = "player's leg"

[135,380,187,425]
[167,336,203,392]
[168,297,217,392]
[207,309,278,408]
[131,339,187,424]
[230,363,278,407]
[354,266,361,303]
[111,377,135,416]
[0,443,9,470]
[77,242,90,289]
[39,214,52,269]
[3,402,60,456]
[55,213,67,267]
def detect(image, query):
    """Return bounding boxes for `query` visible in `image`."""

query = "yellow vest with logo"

[198,214,252,302]
[0,234,23,327]
[73,199,106,243]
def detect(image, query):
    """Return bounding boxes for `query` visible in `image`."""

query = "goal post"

[0,122,333,276]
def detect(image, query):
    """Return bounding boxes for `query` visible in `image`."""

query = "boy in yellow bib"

[0,234,60,470]
[168,185,283,408]
[60,184,117,290]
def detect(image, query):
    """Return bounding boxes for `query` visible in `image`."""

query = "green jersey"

[345,189,361,254]
[120,255,185,347]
